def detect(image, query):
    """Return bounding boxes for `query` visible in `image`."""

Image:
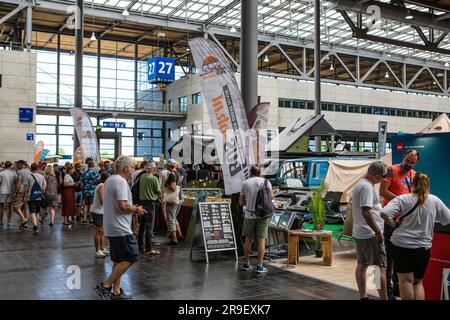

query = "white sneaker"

[102,248,110,256]
[95,250,106,258]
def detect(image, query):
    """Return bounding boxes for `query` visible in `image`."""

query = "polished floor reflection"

[0,215,360,300]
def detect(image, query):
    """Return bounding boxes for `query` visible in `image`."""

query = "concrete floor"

[0,214,362,300]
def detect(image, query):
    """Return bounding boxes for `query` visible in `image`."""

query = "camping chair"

[338,212,354,245]
[324,191,346,223]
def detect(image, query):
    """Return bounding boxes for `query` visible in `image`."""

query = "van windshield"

[262,160,281,177]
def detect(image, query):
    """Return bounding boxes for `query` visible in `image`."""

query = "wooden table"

[288,230,333,266]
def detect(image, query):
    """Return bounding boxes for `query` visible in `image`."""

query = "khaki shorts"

[242,217,270,240]
[355,237,387,267]
[13,193,25,208]
[0,194,12,203]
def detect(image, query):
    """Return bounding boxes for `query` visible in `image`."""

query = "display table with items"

[287,229,333,266]
[182,188,223,207]
[154,188,225,236]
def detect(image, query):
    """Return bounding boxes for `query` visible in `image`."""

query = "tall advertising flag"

[378,121,388,159]
[73,146,84,165]
[189,37,251,194]
[247,102,270,165]
[69,108,100,166]
[34,140,45,163]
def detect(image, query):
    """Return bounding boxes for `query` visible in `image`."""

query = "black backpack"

[131,171,146,204]
[29,174,43,201]
[254,179,275,219]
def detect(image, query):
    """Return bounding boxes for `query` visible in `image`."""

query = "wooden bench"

[288,230,333,266]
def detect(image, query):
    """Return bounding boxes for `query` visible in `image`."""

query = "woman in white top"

[381,173,450,300]
[91,172,110,258]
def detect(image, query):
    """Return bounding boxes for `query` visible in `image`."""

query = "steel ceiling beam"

[331,0,450,33]
[208,27,448,69]
[167,0,190,18]
[354,29,450,55]
[337,8,450,55]
[0,3,26,25]
[204,0,240,25]
[1,0,203,32]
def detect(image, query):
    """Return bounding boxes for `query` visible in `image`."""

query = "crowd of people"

[0,158,186,243]
[0,156,188,300]
[2,149,449,300]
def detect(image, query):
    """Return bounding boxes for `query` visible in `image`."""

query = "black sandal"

[19,221,28,230]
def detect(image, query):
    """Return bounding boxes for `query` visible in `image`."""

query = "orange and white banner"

[247,102,270,165]
[73,146,84,165]
[69,108,100,166]
[34,140,45,163]
[189,37,251,194]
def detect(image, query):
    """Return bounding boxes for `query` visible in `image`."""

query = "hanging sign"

[147,57,176,84]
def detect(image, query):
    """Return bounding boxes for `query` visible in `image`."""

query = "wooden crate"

[206,197,231,203]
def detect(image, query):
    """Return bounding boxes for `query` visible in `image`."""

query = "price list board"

[198,202,237,252]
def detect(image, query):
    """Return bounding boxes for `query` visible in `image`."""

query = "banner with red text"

[69,108,100,166]
[189,37,251,194]
[247,102,270,165]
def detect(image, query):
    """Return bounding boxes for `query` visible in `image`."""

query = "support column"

[25,5,32,51]
[74,0,84,151]
[330,134,335,152]
[134,42,138,110]
[314,0,321,152]
[241,0,258,113]
[163,120,167,159]
[57,33,61,107]
[97,38,101,108]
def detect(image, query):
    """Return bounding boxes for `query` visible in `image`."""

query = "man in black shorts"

[94,156,146,300]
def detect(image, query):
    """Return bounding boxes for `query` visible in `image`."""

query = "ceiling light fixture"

[405,10,413,20]
[230,26,236,33]
[445,62,450,67]
[264,54,269,63]
[90,32,97,41]
[385,71,390,78]
[329,63,334,71]
[122,9,129,16]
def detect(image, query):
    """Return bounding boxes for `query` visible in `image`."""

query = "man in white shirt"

[352,161,389,300]
[95,156,146,300]
[0,161,17,228]
[239,166,274,274]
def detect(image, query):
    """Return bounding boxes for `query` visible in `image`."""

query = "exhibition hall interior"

[0,0,449,302]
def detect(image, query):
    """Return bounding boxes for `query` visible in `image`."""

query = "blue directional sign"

[26,133,34,141]
[19,108,33,122]
[103,121,126,128]
[147,57,176,84]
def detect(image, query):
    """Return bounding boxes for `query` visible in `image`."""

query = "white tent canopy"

[322,155,392,203]
[419,113,450,133]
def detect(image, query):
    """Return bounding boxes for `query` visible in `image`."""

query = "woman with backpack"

[61,165,76,225]
[25,163,46,235]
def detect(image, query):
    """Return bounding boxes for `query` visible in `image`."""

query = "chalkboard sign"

[198,202,237,252]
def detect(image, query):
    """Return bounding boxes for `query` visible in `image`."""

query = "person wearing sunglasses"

[380,173,450,300]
